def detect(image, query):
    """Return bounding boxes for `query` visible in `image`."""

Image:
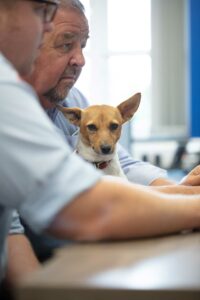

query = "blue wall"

[188,0,200,137]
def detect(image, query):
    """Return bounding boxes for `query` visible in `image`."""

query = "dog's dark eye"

[110,123,119,131]
[87,124,97,131]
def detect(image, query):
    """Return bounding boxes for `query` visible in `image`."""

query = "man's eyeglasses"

[29,0,60,23]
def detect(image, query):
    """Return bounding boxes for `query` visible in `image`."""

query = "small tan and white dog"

[57,93,141,178]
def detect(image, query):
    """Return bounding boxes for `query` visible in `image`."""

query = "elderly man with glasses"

[0,0,59,292]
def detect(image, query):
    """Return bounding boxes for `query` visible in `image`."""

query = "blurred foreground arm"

[48,177,200,241]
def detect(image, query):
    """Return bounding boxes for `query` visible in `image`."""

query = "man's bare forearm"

[151,165,200,194]
[48,178,200,241]
[6,234,40,286]
[151,184,200,195]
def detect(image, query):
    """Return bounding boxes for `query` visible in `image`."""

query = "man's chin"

[22,50,41,77]
[43,87,70,104]
[19,61,35,78]
[55,86,71,102]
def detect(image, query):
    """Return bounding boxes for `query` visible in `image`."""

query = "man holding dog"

[26,0,171,187]
[24,0,200,259]
[1,0,200,295]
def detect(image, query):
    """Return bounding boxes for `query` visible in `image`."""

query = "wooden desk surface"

[16,232,200,300]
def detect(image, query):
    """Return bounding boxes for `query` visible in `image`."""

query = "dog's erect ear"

[56,105,82,126]
[117,93,141,124]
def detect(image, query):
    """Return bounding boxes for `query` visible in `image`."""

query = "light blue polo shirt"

[0,53,102,281]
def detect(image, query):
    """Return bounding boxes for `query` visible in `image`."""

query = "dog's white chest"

[101,158,126,178]
[77,140,126,178]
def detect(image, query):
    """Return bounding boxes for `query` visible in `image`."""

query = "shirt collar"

[46,100,67,121]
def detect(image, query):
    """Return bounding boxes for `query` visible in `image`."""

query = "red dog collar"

[94,161,110,170]
[75,150,110,170]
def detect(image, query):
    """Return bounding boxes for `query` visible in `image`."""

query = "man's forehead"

[56,30,89,41]
[53,8,89,40]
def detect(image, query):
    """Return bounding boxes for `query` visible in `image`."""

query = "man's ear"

[56,105,82,126]
[117,93,141,124]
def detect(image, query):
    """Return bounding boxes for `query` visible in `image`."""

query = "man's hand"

[180,165,200,186]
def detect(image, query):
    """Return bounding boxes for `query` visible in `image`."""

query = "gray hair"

[59,0,85,13]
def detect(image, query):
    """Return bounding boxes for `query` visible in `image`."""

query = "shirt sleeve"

[0,80,102,234]
[9,211,24,235]
[117,144,168,185]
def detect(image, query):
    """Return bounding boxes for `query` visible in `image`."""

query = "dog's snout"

[100,144,112,154]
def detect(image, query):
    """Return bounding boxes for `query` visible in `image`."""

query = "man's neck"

[39,96,55,109]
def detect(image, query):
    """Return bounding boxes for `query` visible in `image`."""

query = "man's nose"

[69,49,85,67]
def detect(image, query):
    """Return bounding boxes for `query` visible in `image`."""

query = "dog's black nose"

[101,145,111,154]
